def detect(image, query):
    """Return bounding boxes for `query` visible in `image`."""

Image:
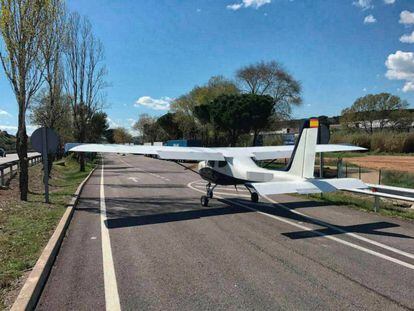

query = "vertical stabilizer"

[287,119,319,178]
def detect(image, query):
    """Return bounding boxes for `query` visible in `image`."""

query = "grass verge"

[381,170,414,189]
[308,191,414,221]
[0,157,95,309]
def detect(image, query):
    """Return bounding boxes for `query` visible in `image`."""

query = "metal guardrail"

[0,155,42,187]
[345,183,414,212]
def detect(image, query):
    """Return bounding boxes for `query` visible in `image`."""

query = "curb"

[11,165,98,311]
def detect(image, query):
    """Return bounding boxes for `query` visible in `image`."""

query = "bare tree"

[41,0,66,129]
[0,0,53,200]
[236,61,302,118]
[63,12,107,171]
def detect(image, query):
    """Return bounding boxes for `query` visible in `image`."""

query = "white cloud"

[364,15,376,24]
[385,51,414,92]
[400,31,414,43]
[134,96,172,110]
[363,87,367,92]
[353,0,373,10]
[384,0,395,4]
[0,109,11,117]
[0,125,17,132]
[402,81,414,92]
[0,124,37,135]
[107,117,119,128]
[399,10,414,25]
[226,0,271,10]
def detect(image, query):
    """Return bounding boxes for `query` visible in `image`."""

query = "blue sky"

[0,0,414,134]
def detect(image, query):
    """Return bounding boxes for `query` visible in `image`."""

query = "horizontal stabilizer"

[249,178,367,196]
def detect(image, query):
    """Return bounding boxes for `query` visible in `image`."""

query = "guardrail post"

[1,168,4,186]
[378,169,382,185]
[358,166,361,180]
[374,196,380,212]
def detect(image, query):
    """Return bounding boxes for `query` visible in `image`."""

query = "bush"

[370,133,386,152]
[403,134,414,153]
[331,131,414,153]
[350,133,371,149]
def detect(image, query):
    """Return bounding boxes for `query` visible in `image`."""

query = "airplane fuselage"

[197,157,297,186]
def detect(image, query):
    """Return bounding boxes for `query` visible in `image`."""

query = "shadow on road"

[75,194,413,240]
[223,198,413,240]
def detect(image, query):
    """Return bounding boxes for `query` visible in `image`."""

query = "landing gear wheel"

[201,195,209,207]
[251,192,259,203]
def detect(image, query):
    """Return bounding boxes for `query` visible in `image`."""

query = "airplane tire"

[201,195,209,207]
[251,192,259,203]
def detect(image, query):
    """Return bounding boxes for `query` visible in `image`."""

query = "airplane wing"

[68,144,226,161]
[248,178,367,196]
[67,143,365,161]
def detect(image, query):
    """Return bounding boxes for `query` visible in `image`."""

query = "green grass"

[0,157,95,309]
[381,170,414,189]
[308,191,414,221]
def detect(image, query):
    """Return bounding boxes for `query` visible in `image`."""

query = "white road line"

[262,195,414,261]
[128,177,139,183]
[187,180,414,270]
[100,159,122,311]
[119,158,171,182]
[193,180,414,260]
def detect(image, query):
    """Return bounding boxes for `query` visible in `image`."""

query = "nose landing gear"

[200,183,217,206]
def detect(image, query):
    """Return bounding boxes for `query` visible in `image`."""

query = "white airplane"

[68,118,367,206]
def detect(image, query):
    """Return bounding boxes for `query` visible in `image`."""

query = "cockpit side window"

[207,161,215,167]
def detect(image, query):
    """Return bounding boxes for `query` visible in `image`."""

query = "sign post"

[30,128,59,203]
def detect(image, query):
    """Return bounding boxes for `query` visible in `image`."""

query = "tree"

[113,127,133,144]
[63,12,107,171]
[133,113,166,143]
[236,60,301,119]
[195,94,274,146]
[0,0,54,200]
[41,0,66,129]
[87,111,109,143]
[171,76,239,142]
[156,112,182,140]
[246,95,274,146]
[30,90,74,143]
[340,93,410,134]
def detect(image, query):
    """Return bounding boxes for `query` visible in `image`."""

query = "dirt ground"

[343,155,414,173]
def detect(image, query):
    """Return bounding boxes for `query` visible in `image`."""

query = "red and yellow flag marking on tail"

[310,118,319,128]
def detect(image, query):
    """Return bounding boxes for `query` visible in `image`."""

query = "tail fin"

[286,118,319,178]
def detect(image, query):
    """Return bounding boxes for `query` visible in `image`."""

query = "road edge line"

[11,164,98,311]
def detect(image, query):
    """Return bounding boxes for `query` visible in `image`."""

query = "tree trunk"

[17,106,28,201]
[79,153,85,172]
[79,125,86,172]
[252,130,259,147]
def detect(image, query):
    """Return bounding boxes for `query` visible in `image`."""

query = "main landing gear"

[200,182,217,207]
[246,185,259,203]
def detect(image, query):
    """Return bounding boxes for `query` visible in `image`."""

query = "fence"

[0,155,42,187]
[317,158,414,189]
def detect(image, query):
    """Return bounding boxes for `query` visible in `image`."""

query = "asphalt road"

[36,154,414,310]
